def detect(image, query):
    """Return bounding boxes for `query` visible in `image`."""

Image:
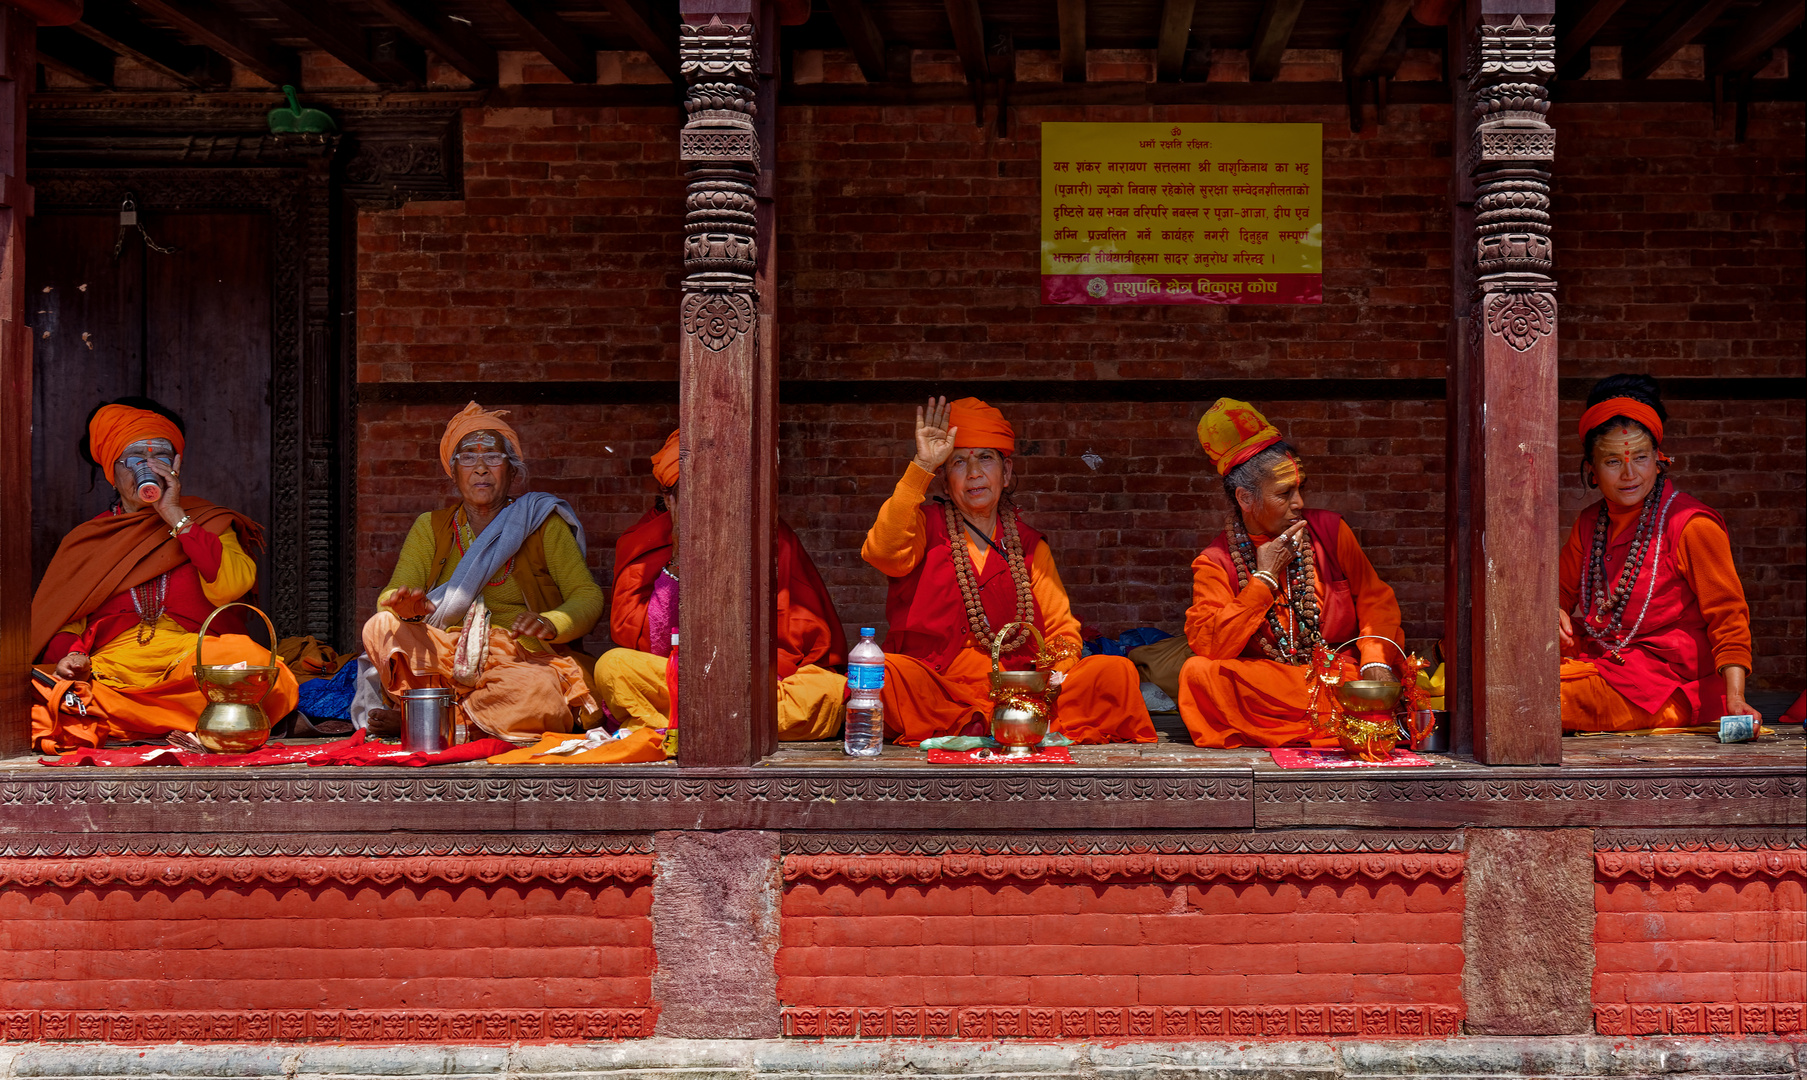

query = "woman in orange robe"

[31,399,298,753]
[1175,399,1403,748]
[861,397,1155,746]
[1558,376,1758,731]
[596,430,849,742]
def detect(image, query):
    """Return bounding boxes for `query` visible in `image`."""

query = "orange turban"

[949,397,1015,455]
[1577,397,1664,446]
[89,404,183,472]
[1198,398,1282,475]
[652,430,681,489]
[438,402,521,477]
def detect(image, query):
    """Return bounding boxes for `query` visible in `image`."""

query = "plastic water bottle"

[843,628,885,757]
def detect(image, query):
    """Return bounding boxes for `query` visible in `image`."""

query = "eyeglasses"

[117,454,175,468]
[453,452,508,469]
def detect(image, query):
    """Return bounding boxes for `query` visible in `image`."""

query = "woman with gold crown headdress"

[30,398,300,753]
[861,396,1156,746]
[1176,398,1404,748]
[360,403,603,745]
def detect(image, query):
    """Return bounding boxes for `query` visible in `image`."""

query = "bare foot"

[366,708,402,738]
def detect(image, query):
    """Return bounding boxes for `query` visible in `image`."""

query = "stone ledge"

[0,1038,1802,1079]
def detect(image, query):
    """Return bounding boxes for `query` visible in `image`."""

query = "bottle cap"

[862,627,876,636]
[670,631,680,644]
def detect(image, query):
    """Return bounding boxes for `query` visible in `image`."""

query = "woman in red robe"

[1559,375,1758,731]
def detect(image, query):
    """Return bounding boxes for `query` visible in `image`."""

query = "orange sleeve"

[1334,521,1404,668]
[1560,516,1588,615]
[1182,545,1276,660]
[860,463,934,578]
[1674,514,1752,673]
[1028,540,1083,671]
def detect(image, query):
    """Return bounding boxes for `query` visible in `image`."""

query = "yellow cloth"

[488,727,670,765]
[377,511,603,651]
[56,528,260,691]
[859,463,1083,668]
[593,647,848,741]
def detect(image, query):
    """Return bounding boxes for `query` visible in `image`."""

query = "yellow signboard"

[1041,122,1323,305]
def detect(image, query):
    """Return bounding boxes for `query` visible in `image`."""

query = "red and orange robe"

[1176,508,1402,748]
[597,508,850,741]
[862,464,1155,746]
[31,499,299,753]
[1560,489,1750,731]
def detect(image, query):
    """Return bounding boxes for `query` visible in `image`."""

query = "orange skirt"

[880,648,1156,747]
[1560,658,1691,732]
[1175,655,1345,749]
[32,634,300,754]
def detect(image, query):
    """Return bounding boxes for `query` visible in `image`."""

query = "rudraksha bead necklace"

[1228,514,1324,664]
[1578,474,1675,660]
[945,499,1036,655]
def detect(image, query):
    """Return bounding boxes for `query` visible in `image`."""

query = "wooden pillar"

[676,2,777,766]
[0,7,32,759]
[1458,0,1562,764]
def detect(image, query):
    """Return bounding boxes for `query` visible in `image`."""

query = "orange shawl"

[31,498,264,659]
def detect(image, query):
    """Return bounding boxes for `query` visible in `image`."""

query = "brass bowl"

[990,669,1049,695]
[991,702,1050,757]
[1335,679,1403,711]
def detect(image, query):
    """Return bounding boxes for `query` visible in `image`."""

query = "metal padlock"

[119,198,138,227]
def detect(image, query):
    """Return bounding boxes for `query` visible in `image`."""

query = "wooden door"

[28,209,273,603]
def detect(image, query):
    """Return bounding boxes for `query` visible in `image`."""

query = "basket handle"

[194,602,281,697]
[1334,633,1408,668]
[989,620,1047,673]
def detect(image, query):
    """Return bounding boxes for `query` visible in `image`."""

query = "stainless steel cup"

[1411,710,1450,753]
[400,687,455,752]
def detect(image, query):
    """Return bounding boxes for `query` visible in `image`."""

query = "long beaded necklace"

[454,503,515,587]
[111,504,171,644]
[1578,474,1675,661]
[945,499,1036,655]
[1226,514,1324,664]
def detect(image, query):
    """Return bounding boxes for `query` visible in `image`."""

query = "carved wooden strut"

[680,19,760,353]
[1469,14,1557,352]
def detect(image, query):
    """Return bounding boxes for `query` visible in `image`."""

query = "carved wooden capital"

[1466,15,1556,287]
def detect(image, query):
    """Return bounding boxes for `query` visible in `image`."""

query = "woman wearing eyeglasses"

[361,402,603,744]
[29,397,300,753]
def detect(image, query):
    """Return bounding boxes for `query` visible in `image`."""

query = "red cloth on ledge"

[41,730,513,768]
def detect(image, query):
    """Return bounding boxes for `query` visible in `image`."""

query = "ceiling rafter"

[365,0,499,85]
[826,0,889,82]
[1156,0,1198,80]
[943,0,991,83]
[244,0,424,86]
[1707,0,1803,72]
[36,26,115,86]
[1344,0,1415,79]
[1623,0,1737,78]
[1250,0,1307,80]
[76,0,227,88]
[127,0,297,87]
[1058,0,1085,81]
[598,0,680,83]
[477,0,599,84]
[1555,0,1632,75]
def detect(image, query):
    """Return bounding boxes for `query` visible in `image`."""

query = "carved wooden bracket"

[680,20,761,353]
[1468,13,1556,321]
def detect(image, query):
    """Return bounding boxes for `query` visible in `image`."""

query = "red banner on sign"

[1042,273,1322,306]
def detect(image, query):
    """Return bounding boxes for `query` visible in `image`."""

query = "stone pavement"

[0,1038,1802,1080]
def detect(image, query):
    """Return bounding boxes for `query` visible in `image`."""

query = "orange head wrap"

[1578,397,1664,447]
[439,402,521,478]
[89,404,184,473]
[1197,398,1282,475]
[652,430,681,489]
[948,397,1015,455]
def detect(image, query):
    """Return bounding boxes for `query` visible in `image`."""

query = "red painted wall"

[353,100,1805,686]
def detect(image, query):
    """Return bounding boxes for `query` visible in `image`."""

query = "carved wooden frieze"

[0,852,655,888]
[783,1003,1463,1040]
[781,828,1465,855]
[783,849,1465,886]
[4,1008,655,1044]
[680,19,760,354]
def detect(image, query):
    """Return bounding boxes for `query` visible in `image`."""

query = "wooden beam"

[245,0,424,85]
[1623,0,1736,79]
[127,0,298,86]
[477,0,599,84]
[364,0,499,84]
[75,0,227,88]
[1250,0,1307,80]
[36,26,113,85]
[1057,0,1084,80]
[943,0,989,83]
[1554,0,1631,75]
[825,0,888,82]
[1156,0,1197,80]
[0,7,33,761]
[1344,0,1414,78]
[599,0,681,83]
[1707,0,1803,72]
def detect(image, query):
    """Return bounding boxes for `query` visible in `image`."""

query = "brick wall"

[778,867,1465,1038]
[1593,863,1805,1037]
[0,877,655,1016]
[353,98,1804,686]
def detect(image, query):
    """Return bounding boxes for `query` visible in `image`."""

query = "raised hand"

[1255,520,1309,580]
[387,586,438,621]
[149,453,184,527]
[912,396,958,472]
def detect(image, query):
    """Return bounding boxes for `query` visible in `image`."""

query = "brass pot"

[192,603,280,754]
[1335,679,1403,711]
[988,621,1054,756]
